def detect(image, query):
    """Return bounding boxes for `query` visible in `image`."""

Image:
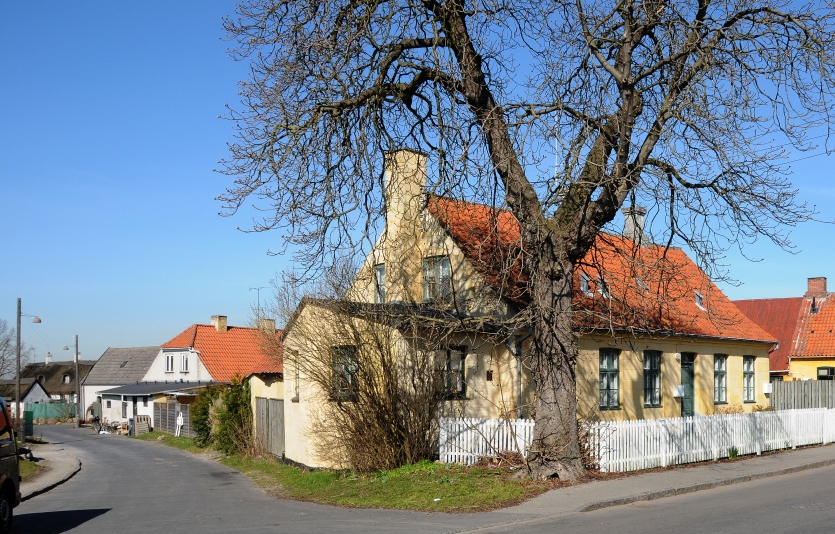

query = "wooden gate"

[255,398,285,457]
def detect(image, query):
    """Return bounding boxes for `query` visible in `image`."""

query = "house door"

[681,353,696,417]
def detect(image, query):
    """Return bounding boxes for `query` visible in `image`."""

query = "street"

[16,425,835,533]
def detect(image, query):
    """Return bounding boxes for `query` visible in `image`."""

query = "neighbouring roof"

[0,378,50,402]
[21,361,97,395]
[733,298,803,372]
[161,325,283,382]
[427,196,776,344]
[736,292,835,365]
[97,381,216,397]
[83,346,161,385]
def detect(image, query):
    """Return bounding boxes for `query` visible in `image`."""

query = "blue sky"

[2,2,834,363]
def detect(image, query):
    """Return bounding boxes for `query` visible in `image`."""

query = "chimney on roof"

[211,315,228,333]
[622,205,647,243]
[806,277,828,298]
[258,318,276,332]
[384,149,426,236]
[45,352,53,364]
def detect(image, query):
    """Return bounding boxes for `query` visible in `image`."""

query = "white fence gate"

[439,417,534,465]
[440,408,835,472]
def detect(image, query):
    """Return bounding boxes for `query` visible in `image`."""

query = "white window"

[695,291,706,310]
[598,276,610,298]
[636,277,649,291]
[580,273,592,295]
[165,353,174,373]
[63,374,71,384]
[743,356,756,402]
[181,353,189,373]
[423,256,451,302]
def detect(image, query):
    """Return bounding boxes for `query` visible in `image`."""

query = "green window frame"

[422,256,451,302]
[643,350,662,407]
[714,354,727,404]
[743,356,756,402]
[442,346,467,399]
[599,349,620,410]
[374,264,385,303]
[331,346,359,402]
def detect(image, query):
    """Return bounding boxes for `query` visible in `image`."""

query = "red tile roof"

[791,295,835,357]
[427,196,776,343]
[732,298,801,372]
[161,325,282,382]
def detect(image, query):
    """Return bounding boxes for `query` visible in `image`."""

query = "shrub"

[192,387,220,447]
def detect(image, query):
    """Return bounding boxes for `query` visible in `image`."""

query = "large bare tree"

[219,0,835,479]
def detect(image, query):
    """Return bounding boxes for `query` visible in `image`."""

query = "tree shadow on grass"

[13,508,110,533]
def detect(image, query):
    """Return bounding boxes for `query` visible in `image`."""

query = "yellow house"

[735,277,835,381]
[281,149,776,468]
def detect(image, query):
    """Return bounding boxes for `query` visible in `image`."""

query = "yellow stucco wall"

[576,335,771,420]
[788,358,835,381]
[250,374,283,435]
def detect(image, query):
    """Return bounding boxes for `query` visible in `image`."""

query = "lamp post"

[63,336,80,428]
[16,298,41,441]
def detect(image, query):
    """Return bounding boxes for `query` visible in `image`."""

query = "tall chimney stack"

[211,315,228,333]
[258,318,276,332]
[622,206,647,243]
[806,277,828,297]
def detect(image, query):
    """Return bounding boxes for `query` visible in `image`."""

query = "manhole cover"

[790,503,835,512]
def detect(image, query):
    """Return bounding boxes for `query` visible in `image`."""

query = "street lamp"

[62,336,80,428]
[16,298,41,441]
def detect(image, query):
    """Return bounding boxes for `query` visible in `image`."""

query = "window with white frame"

[598,276,610,298]
[743,356,756,402]
[423,256,451,302]
[580,273,592,295]
[374,264,385,303]
[63,374,71,384]
[165,353,174,373]
[714,354,727,404]
[695,291,706,309]
[181,353,189,373]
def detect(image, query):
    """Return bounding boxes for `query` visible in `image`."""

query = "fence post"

[754,412,762,456]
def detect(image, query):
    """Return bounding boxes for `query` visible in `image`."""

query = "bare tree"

[0,319,31,379]
[220,0,835,479]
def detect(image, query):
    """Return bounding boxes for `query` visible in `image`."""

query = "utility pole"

[74,335,80,428]
[16,299,21,438]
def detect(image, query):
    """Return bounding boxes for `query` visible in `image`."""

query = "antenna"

[249,286,268,317]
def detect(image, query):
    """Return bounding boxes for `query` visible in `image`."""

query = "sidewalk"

[496,443,835,522]
[20,441,81,502]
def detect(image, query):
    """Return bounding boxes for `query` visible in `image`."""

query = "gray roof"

[97,381,217,397]
[82,346,160,385]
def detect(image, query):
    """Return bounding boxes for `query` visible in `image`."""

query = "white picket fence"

[440,408,835,472]
[439,417,534,464]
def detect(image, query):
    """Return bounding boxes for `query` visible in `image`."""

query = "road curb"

[578,458,835,512]
[21,459,81,502]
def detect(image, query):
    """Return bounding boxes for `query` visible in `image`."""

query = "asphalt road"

[15,425,835,533]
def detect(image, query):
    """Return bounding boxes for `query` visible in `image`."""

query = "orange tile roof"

[787,295,835,358]
[733,298,802,372]
[161,324,282,382]
[427,196,776,343]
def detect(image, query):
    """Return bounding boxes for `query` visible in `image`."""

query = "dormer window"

[598,276,610,298]
[423,256,451,302]
[63,374,71,384]
[374,264,385,303]
[580,273,592,296]
[695,291,706,310]
[165,353,174,373]
[636,277,649,291]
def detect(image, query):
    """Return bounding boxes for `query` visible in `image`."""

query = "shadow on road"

[13,508,110,533]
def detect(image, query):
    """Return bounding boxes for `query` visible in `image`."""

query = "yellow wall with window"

[787,358,835,381]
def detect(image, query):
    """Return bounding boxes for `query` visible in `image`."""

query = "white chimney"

[45,352,53,364]
[211,315,228,333]
[622,206,647,243]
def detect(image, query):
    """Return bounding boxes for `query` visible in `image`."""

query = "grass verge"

[19,460,43,482]
[133,432,552,512]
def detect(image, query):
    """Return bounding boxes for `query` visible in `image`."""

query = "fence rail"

[439,417,534,465]
[771,380,835,410]
[441,408,835,472]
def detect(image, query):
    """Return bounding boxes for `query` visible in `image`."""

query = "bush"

[192,388,220,447]
[213,379,254,456]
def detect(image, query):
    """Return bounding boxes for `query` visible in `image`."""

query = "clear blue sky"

[2,2,834,363]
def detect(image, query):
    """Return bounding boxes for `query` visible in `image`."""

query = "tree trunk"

[526,252,585,481]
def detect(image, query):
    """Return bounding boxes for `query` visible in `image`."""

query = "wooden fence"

[255,397,285,457]
[439,417,534,465]
[771,380,835,410]
[154,401,196,438]
[441,408,835,472]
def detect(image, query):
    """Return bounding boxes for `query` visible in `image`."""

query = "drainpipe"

[505,326,533,419]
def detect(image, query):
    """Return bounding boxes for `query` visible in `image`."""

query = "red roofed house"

[282,150,775,468]
[734,277,835,381]
[136,316,283,437]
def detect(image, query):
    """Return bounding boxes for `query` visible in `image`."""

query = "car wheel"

[0,489,13,534]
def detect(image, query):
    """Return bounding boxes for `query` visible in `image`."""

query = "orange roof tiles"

[161,324,282,382]
[787,295,835,358]
[428,195,776,344]
[733,298,802,372]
